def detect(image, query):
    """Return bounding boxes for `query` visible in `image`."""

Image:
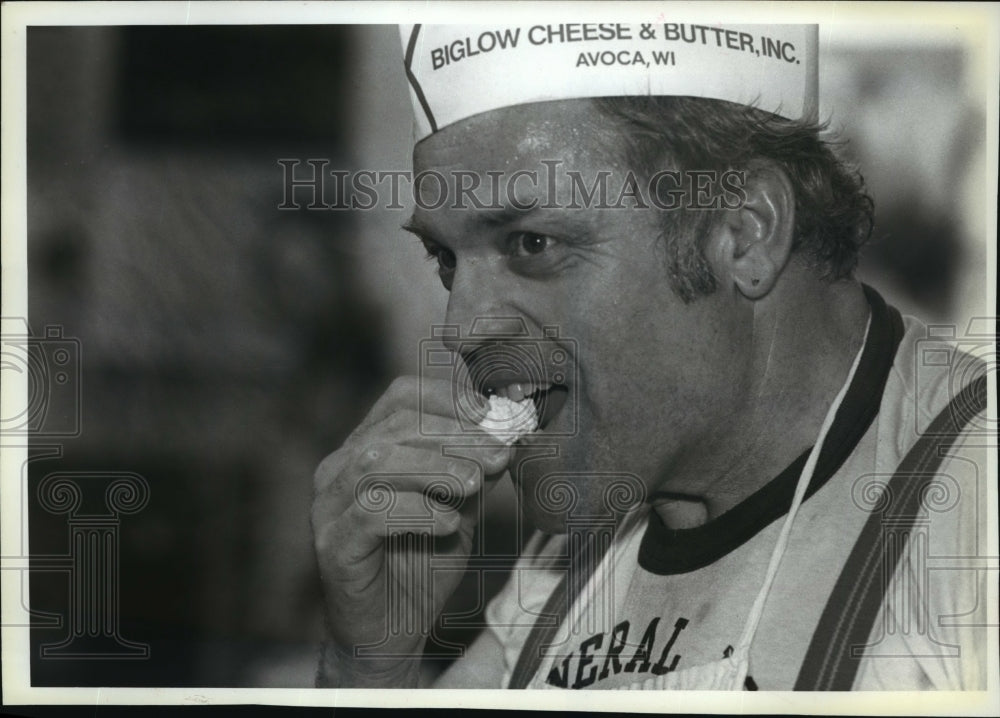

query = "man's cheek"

[578,385,633,438]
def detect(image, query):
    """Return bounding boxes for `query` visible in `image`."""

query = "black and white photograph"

[1,1,997,713]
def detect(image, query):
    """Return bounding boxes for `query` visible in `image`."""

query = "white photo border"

[2,1,997,714]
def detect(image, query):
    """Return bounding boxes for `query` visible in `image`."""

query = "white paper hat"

[401,23,818,140]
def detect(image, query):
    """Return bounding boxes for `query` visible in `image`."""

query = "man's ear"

[705,161,795,300]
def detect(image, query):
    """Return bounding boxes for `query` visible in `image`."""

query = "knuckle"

[382,412,403,432]
[387,375,416,399]
[344,500,388,540]
[313,451,343,492]
[385,409,414,434]
[356,443,389,471]
[312,519,337,555]
[447,459,478,485]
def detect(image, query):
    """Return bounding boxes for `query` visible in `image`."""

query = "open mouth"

[483,382,569,431]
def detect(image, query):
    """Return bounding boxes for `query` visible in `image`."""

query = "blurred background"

[22,24,987,687]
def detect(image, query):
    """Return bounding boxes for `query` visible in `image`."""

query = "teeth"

[487,381,555,402]
[530,382,553,397]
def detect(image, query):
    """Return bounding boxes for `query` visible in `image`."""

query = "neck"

[654,271,870,527]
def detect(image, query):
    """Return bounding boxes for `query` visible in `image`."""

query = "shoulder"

[875,314,988,464]
[857,313,992,689]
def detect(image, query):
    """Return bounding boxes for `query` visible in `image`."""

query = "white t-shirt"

[485,293,991,690]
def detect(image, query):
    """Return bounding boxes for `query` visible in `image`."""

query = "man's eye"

[425,246,456,272]
[510,232,555,257]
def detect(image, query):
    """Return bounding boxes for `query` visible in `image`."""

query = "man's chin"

[509,435,649,533]
[512,470,646,536]
[510,452,570,531]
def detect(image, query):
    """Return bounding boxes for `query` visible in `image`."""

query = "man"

[311,23,990,690]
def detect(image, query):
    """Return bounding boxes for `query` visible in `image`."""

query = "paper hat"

[401,23,818,140]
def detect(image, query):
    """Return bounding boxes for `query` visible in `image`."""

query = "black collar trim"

[637,285,904,576]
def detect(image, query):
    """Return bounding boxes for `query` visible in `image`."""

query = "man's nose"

[441,259,529,352]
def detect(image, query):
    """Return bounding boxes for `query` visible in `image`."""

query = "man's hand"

[311,376,512,687]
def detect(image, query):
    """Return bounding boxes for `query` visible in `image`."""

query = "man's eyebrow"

[476,203,540,226]
[402,205,542,238]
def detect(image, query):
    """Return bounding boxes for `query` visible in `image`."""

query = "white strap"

[736,313,872,652]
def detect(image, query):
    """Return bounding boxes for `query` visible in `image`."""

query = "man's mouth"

[483,381,569,431]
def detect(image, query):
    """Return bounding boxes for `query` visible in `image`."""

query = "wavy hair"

[593,96,875,302]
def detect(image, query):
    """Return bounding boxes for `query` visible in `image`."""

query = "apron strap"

[507,530,608,689]
[794,374,987,690]
[507,568,570,689]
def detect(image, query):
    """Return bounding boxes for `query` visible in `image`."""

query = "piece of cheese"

[478,395,538,445]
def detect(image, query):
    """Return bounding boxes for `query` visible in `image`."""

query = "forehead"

[413,99,624,172]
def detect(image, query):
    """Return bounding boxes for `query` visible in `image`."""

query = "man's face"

[409,100,749,531]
